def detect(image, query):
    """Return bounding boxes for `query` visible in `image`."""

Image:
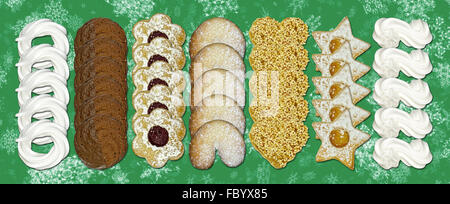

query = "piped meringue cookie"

[16,19,69,69]
[373,108,432,139]
[373,18,432,49]
[373,48,432,79]
[373,137,432,169]
[373,78,432,109]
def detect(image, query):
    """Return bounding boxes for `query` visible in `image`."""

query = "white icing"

[16,120,69,170]
[16,19,69,170]
[373,78,432,109]
[373,138,432,169]
[373,48,432,79]
[16,19,69,68]
[373,18,432,49]
[373,108,432,139]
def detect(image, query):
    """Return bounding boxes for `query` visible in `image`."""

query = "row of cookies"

[131,14,187,168]
[73,18,128,169]
[248,17,310,169]
[189,17,246,170]
[311,17,371,170]
[372,18,433,169]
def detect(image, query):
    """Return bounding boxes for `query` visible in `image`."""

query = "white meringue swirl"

[373,18,432,49]
[16,19,69,170]
[16,19,69,68]
[373,108,432,139]
[373,78,432,109]
[373,138,432,169]
[373,48,432,79]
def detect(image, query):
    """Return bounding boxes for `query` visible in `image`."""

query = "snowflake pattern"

[196,0,239,17]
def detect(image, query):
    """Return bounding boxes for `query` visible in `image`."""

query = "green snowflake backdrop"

[0,0,448,184]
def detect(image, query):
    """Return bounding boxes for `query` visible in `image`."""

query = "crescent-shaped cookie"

[189,105,245,135]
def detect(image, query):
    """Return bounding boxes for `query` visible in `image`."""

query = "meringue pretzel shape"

[312,64,370,104]
[132,109,185,168]
[373,48,432,79]
[190,120,245,169]
[16,19,69,68]
[373,78,432,109]
[373,108,432,139]
[373,18,432,49]
[132,61,186,94]
[373,137,432,169]
[132,13,185,49]
[132,85,185,120]
[133,37,185,70]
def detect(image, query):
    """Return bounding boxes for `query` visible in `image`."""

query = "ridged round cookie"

[74,94,127,128]
[74,56,126,90]
[133,37,185,70]
[189,17,245,58]
[74,114,127,170]
[190,120,245,169]
[75,37,127,67]
[132,85,185,119]
[190,69,245,109]
[190,43,245,84]
[75,75,127,108]
[75,18,127,52]
[132,61,185,94]
[189,105,245,135]
[132,109,185,168]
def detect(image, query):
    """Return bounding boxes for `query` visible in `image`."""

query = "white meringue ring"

[16,120,69,170]
[16,69,69,107]
[16,44,69,84]
[16,94,68,145]
[16,19,69,69]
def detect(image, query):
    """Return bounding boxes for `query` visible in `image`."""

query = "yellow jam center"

[329,82,346,99]
[329,128,350,148]
[329,37,344,53]
[329,60,346,76]
[329,105,347,122]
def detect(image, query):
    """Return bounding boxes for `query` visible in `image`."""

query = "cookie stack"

[311,17,371,170]
[131,14,187,168]
[372,18,433,169]
[74,18,128,170]
[189,17,246,170]
[248,17,309,169]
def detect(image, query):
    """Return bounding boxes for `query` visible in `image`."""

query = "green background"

[0,0,448,184]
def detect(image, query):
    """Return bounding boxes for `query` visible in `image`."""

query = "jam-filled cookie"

[133,37,185,70]
[132,61,185,94]
[132,85,185,120]
[132,109,185,168]
[190,120,245,169]
[190,43,245,84]
[132,13,185,49]
[189,17,245,58]
[190,69,245,110]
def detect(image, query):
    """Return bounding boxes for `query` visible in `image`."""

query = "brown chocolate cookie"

[74,58,127,92]
[75,37,127,68]
[74,114,127,169]
[74,75,127,109]
[75,18,127,52]
[74,94,127,128]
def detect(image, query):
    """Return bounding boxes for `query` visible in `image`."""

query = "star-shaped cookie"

[312,64,370,104]
[312,41,371,81]
[312,17,370,59]
[312,87,370,128]
[313,110,371,170]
